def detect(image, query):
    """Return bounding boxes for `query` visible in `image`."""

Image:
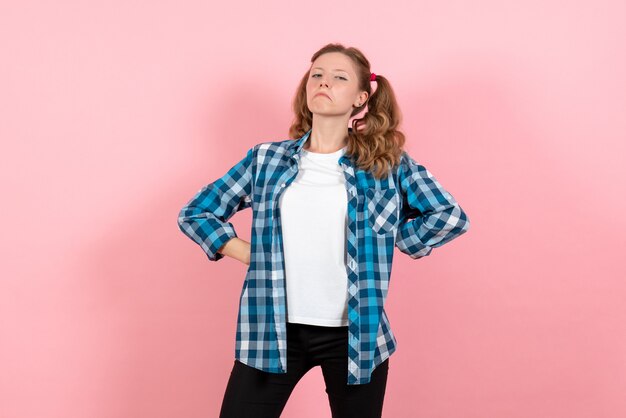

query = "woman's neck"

[306,123,349,153]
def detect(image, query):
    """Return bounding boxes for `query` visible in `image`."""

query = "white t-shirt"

[278,144,349,327]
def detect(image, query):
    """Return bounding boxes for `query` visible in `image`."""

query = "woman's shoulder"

[249,136,300,157]
[393,149,433,184]
[254,138,295,149]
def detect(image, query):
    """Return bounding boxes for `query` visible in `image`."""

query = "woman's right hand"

[243,241,251,265]
[217,237,251,266]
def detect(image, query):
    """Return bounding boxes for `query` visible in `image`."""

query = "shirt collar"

[293,128,312,155]
[290,128,352,166]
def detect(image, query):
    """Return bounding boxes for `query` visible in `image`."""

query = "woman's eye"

[311,74,347,80]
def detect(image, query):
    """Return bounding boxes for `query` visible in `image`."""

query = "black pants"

[219,321,390,418]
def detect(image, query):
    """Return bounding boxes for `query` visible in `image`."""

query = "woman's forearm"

[217,237,251,265]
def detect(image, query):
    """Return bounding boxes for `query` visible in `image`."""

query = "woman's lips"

[315,93,330,99]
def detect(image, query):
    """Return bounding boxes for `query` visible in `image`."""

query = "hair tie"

[370,72,377,81]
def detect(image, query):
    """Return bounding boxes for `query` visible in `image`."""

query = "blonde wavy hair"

[288,43,406,180]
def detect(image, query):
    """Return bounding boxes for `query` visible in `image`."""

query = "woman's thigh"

[320,357,390,418]
[292,323,390,417]
[218,360,300,418]
[218,323,313,418]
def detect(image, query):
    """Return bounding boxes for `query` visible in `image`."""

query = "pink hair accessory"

[370,73,377,81]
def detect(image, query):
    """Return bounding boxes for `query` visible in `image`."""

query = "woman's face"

[306,52,367,119]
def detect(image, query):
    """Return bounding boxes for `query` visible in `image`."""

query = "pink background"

[2,1,625,417]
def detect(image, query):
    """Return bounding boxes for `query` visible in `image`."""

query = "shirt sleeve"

[177,146,255,262]
[395,151,470,259]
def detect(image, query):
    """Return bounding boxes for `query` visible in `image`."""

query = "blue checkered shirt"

[177,129,470,385]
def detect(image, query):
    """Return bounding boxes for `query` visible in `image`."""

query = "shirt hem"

[287,315,348,327]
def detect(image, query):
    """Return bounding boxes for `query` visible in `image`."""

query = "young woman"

[177,43,470,418]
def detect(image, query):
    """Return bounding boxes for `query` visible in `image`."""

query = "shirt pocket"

[366,188,399,235]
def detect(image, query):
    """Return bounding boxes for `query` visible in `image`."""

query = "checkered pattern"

[177,129,470,385]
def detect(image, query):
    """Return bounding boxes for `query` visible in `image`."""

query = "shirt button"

[349,259,356,269]
[281,183,286,188]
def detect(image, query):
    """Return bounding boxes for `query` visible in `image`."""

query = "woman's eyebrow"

[312,67,349,73]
